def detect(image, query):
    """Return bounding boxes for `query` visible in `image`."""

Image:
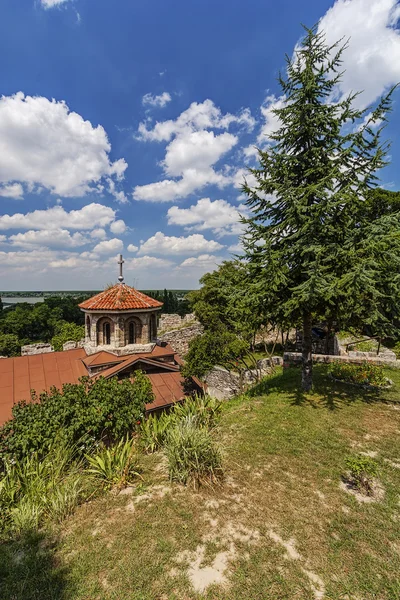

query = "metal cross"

[118,254,124,283]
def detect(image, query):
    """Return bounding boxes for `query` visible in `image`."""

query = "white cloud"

[41,0,70,7]
[257,94,286,145]
[319,0,400,108]
[178,254,222,270]
[0,203,117,231]
[9,229,88,249]
[110,219,126,234]
[93,238,123,255]
[138,231,224,255]
[142,92,172,108]
[0,183,24,199]
[127,244,139,253]
[90,228,107,240]
[167,198,245,235]
[0,235,6,243]
[163,130,237,177]
[0,92,127,197]
[126,255,174,269]
[228,243,243,253]
[133,100,255,202]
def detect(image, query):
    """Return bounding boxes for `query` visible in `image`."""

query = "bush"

[164,416,223,488]
[328,361,387,387]
[139,395,222,453]
[0,442,89,535]
[86,437,140,490]
[0,371,153,468]
[393,341,400,359]
[345,455,378,495]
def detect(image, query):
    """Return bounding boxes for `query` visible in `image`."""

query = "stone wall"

[205,357,281,400]
[283,352,399,368]
[158,322,203,357]
[159,313,197,332]
[21,343,54,356]
[62,339,85,351]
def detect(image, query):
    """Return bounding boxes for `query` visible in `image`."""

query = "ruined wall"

[158,322,203,357]
[158,313,197,332]
[283,352,399,368]
[205,358,281,400]
[21,343,54,356]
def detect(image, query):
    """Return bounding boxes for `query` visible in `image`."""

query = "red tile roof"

[78,284,163,311]
[0,344,195,425]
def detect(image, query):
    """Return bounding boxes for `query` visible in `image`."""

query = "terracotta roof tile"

[78,284,163,312]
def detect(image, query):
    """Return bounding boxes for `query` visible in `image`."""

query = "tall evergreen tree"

[243,27,400,390]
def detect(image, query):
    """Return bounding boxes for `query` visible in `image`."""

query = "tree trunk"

[302,313,313,391]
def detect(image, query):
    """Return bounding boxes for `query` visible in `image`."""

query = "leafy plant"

[139,413,172,453]
[164,416,223,488]
[345,455,378,495]
[329,362,387,387]
[0,371,153,468]
[348,339,377,353]
[86,437,140,490]
[392,341,400,359]
[0,441,88,535]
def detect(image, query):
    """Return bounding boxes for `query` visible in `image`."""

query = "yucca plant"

[164,416,223,489]
[173,394,222,429]
[85,437,140,490]
[139,413,172,453]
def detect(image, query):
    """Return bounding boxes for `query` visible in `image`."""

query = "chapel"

[0,256,202,425]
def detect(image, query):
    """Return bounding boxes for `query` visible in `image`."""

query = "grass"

[2,365,400,599]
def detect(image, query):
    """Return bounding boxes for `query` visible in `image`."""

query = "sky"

[0,0,399,291]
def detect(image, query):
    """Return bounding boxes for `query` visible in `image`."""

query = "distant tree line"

[0,295,88,357]
[144,289,191,316]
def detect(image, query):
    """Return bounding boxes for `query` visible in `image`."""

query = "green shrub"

[86,437,140,490]
[328,361,387,387]
[348,339,377,353]
[0,371,153,468]
[164,416,223,488]
[139,413,172,453]
[393,341,400,359]
[0,442,88,535]
[139,395,222,454]
[345,455,378,495]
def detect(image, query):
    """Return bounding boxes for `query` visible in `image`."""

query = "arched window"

[103,322,111,345]
[86,316,91,339]
[129,322,136,344]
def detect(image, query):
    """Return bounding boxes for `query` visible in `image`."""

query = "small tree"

[243,26,400,390]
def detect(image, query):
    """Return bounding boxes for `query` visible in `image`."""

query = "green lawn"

[2,365,400,600]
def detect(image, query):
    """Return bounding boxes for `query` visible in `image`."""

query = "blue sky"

[0,0,399,290]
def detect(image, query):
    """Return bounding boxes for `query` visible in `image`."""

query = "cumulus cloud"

[0,203,117,231]
[133,100,255,202]
[92,238,123,255]
[167,198,245,235]
[0,183,24,200]
[110,219,127,234]
[0,92,127,197]
[9,229,89,249]
[178,254,222,270]
[142,92,172,108]
[138,231,224,255]
[126,255,174,269]
[319,0,400,108]
[257,94,286,145]
[90,228,107,240]
[127,244,139,253]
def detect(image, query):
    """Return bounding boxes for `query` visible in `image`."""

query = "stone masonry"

[158,322,203,357]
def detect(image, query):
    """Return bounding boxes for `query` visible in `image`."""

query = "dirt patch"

[359,450,378,458]
[339,478,384,504]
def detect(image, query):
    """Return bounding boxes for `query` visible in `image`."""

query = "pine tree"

[243,26,400,391]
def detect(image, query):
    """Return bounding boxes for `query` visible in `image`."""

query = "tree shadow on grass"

[248,365,394,411]
[0,530,73,600]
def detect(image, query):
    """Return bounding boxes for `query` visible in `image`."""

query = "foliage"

[139,395,222,453]
[51,321,85,351]
[0,333,21,357]
[0,371,153,467]
[241,26,400,391]
[345,454,378,495]
[139,413,172,453]
[144,289,191,316]
[329,361,387,387]
[182,327,255,380]
[86,437,140,490]
[348,339,377,353]
[0,441,88,535]
[393,341,400,359]
[164,416,223,487]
